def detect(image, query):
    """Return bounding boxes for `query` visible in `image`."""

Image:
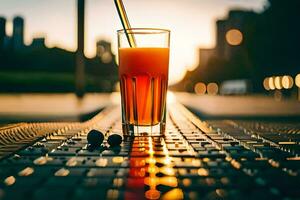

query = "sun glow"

[0,0,266,85]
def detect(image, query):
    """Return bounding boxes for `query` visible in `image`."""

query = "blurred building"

[96,40,113,64]
[0,17,6,50]
[173,10,257,92]
[0,15,119,93]
[30,37,46,49]
[198,48,215,70]
[12,16,24,50]
[217,10,256,59]
[201,10,256,65]
[84,39,118,92]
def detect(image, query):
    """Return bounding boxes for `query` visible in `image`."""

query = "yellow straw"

[114,0,136,47]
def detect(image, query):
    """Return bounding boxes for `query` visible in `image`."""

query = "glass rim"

[117,28,170,35]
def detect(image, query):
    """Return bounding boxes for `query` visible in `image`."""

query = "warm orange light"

[160,166,175,176]
[66,157,77,167]
[4,176,16,186]
[148,137,155,155]
[33,156,53,165]
[194,82,206,95]
[263,77,270,90]
[274,76,282,90]
[147,157,156,164]
[182,178,191,187]
[207,83,218,95]
[192,159,201,167]
[163,157,172,165]
[18,167,34,176]
[231,160,241,169]
[295,74,300,88]
[269,159,280,168]
[144,177,159,187]
[159,177,178,187]
[54,168,70,176]
[161,188,183,200]
[145,189,160,200]
[148,166,159,174]
[197,168,209,176]
[268,77,275,90]
[282,75,294,89]
[112,157,124,163]
[95,158,108,167]
[130,158,146,167]
[129,166,146,178]
[225,29,243,46]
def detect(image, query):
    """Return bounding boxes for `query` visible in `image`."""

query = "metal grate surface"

[0,104,299,200]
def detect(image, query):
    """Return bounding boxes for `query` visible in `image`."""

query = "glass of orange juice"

[118,28,170,136]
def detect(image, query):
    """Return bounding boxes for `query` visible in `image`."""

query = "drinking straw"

[114,0,136,47]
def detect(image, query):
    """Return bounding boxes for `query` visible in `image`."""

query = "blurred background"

[0,0,299,100]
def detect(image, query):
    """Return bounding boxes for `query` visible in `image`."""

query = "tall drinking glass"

[118,28,170,136]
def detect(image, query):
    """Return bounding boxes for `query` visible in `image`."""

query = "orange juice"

[119,47,169,126]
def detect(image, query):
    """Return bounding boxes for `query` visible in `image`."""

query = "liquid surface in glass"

[119,47,169,126]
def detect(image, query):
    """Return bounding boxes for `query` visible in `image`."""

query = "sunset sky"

[0,0,267,84]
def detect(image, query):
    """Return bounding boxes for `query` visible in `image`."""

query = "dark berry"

[107,134,122,147]
[87,129,104,147]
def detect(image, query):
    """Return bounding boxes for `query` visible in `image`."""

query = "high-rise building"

[12,16,24,50]
[216,20,226,58]
[172,10,258,92]
[0,17,6,49]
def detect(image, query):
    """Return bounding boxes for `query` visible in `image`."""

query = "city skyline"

[0,0,267,84]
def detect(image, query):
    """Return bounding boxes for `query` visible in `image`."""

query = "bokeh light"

[263,77,270,90]
[207,83,218,95]
[194,82,206,95]
[268,77,275,90]
[225,29,243,46]
[282,75,294,89]
[295,74,300,88]
[101,52,113,63]
[274,76,282,89]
